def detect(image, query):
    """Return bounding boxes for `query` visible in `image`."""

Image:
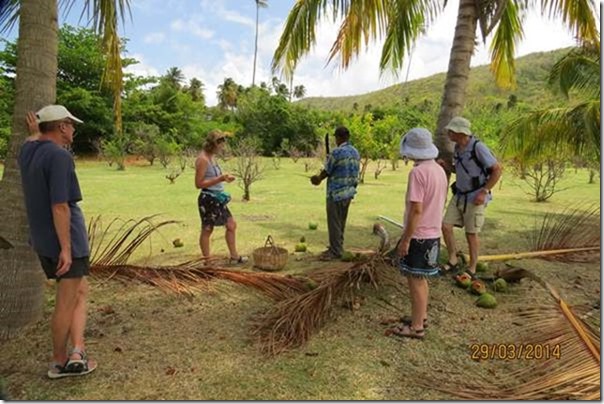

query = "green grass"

[0,157,600,400]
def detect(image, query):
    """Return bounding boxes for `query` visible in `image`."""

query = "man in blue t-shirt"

[310,126,360,260]
[18,105,97,379]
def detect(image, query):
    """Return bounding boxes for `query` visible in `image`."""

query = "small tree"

[511,157,567,202]
[156,137,182,168]
[271,151,281,170]
[131,123,161,165]
[231,137,264,201]
[165,166,182,184]
[100,136,129,171]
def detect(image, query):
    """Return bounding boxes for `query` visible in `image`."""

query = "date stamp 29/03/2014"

[469,343,561,361]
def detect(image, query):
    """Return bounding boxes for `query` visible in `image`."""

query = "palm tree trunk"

[434,0,478,172]
[252,2,260,86]
[0,0,58,339]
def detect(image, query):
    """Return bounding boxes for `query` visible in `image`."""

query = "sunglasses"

[216,138,226,143]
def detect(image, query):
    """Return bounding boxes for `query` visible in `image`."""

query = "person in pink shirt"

[394,128,448,340]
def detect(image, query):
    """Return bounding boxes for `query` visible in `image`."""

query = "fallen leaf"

[305,352,319,357]
[98,305,115,315]
[114,346,123,353]
[379,360,390,367]
[165,366,176,376]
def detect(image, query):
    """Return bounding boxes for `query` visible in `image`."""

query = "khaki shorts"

[443,197,486,233]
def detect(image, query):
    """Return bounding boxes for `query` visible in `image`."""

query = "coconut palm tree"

[217,77,240,110]
[252,0,268,86]
[500,41,600,162]
[293,84,306,99]
[0,0,131,339]
[271,0,599,169]
[163,66,185,89]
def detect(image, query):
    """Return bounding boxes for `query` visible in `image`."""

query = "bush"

[156,137,182,168]
[100,136,129,170]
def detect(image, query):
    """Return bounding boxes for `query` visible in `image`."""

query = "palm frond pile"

[251,252,398,355]
[416,270,600,400]
[87,215,312,299]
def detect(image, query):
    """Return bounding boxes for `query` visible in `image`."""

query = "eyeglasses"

[62,120,75,128]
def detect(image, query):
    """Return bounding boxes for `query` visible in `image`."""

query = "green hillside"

[299,48,571,112]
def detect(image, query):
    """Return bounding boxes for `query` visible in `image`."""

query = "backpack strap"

[470,139,488,177]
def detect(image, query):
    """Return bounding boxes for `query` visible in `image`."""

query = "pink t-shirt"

[403,160,448,239]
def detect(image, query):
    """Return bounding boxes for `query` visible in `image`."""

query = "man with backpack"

[440,117,502,278]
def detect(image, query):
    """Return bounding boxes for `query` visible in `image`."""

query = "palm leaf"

[489,0,524,88]
[540,0,600,45]
[0,0,19,34]
[88,215,313,299]
[500,100,600,161]
[529,203,600,253]
[91,260,313,299]
[251,256,396,355]
[417,270,600,399]
[379,0,441,74]
[548,42,600,99]
[87,214,178,266]
[464,205,600,263]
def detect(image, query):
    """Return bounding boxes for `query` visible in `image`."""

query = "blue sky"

[6,0,582,106]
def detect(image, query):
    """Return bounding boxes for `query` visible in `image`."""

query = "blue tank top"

[204,159,224,192]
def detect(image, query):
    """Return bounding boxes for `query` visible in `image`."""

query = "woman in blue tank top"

[194,130,248,264]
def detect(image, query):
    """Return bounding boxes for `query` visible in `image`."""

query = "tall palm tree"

[500,41,600,162]
[271,0,599,168]
[252,0,268,87]
[0,0,131,339]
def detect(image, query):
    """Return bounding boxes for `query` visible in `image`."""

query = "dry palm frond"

[88,215,313,299]
[529,203,600,261]
[88,214,179,266]
[417,270,600,400]
[92,258,313,299]
[251,256,393,355]
[462,205,600,263]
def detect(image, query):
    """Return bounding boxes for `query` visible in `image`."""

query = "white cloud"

[199,1,255,29]
[124,53,160,78]
[171,18,215,39]
[144,32,165,44]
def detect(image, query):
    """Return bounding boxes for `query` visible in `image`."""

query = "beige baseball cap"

[36,105,83,124]
[444,116,471,136]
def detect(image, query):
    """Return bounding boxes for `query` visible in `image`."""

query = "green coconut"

[476,261,489,273]
[299,236,306,243]
[470,280,487,295]
[455,273,472,289]
[294,243,307,252]
[308,222,318,230]
[493,278,508,292]
[476,293,497,309]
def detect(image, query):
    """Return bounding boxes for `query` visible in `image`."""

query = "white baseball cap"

[36,105,83,124]
[400,128,439,160]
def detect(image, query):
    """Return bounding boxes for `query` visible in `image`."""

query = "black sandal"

[440,261,460,275]
[391,324,425,340]
[400,315,428,329]
[65,348,97,375]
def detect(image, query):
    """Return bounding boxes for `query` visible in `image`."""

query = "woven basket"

[253,235,288,272]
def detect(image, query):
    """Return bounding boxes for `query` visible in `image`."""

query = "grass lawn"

[1,157,600,400]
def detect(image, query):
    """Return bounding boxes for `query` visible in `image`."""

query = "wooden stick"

[466,246,600,262]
